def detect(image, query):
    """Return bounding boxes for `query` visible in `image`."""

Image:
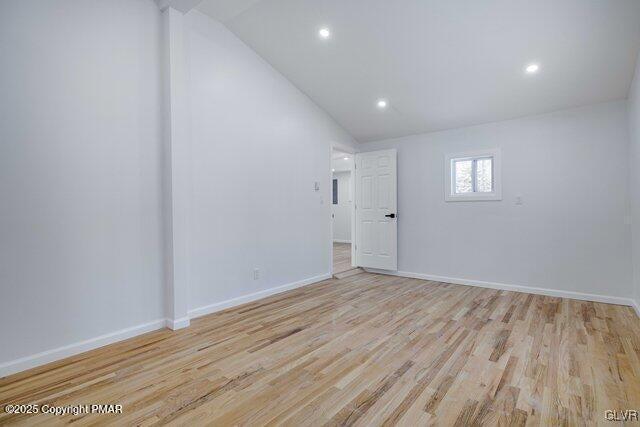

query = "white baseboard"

[165,316,190,330]
[0,318,167,378]
[633,299,640,318]
[188,273,331,319]
[365,268,637,308]
[4,269,631,379]
[333,239,351,244]
[1,273,332,378]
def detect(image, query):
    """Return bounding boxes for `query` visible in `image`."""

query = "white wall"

[2,1,635,377]
[628,55,640,308]
[185,11,356,312]
[332,172,352,243]
[363,101,632,300]
[0,0,164,368]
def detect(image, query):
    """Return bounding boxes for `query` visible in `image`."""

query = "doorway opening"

[331,148,356,276]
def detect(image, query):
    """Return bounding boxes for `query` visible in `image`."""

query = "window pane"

[475,158,493,193]
[332,179,338,204]
[454,160,473,193]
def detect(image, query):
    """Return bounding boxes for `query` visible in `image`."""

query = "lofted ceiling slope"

[198,0,640,142]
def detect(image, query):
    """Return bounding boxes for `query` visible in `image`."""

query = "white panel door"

[355,149,397,270]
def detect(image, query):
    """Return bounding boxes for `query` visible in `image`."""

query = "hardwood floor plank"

[332,242,352,275]
[1,272,639,426]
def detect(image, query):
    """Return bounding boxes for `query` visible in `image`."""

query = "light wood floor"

[333,242,352,274]
[1,272,639,426]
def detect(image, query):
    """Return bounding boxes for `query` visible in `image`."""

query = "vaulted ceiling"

[197,0,640,142]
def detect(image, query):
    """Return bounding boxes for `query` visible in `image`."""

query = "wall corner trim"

[364,268,637,308]
[165,317,191,330]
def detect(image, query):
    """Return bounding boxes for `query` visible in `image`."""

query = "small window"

[332,179,338,204]
[445,149,501,201]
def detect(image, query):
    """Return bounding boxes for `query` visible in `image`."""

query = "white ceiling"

[196,0,262,23]
[198,0,640,142]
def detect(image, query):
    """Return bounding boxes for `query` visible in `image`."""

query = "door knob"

[385,213,396,218]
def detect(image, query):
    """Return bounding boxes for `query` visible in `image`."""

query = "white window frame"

[445,149,502,202]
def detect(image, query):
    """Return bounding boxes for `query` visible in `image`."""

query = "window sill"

[445,193,502,202]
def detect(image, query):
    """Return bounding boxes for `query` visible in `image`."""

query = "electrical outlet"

[253,269,260,280]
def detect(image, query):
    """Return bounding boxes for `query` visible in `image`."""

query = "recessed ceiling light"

[377,99,388,109]
[318,28,331,39]
[332,168,335,172]
[525,63,539,74]
[343,157,349,160]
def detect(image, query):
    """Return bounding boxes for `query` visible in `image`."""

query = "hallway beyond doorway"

[332,242,351,274]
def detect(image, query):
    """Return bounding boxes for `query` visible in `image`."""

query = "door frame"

[330,143,357,274]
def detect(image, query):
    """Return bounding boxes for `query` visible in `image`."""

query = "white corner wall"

[0,0,165,373]
[184,10,356,315]
[0,2,357,377]
[628,54,640,312]
[363,101,634,303]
